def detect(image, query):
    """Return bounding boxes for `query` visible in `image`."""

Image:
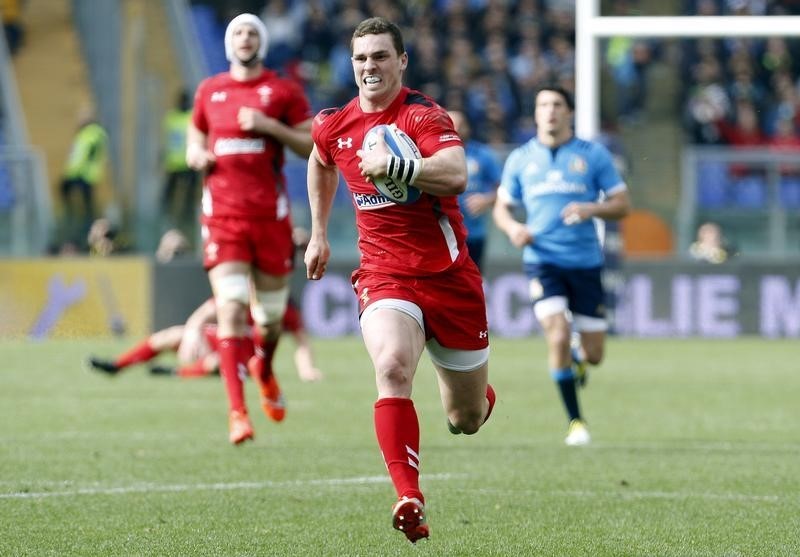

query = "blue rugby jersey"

[498,136,627,268]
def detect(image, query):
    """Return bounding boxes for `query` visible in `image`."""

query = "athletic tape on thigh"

[251,286,290,326]
[533,296,568,321]
[214,274,250,305]
[426,338,489,372]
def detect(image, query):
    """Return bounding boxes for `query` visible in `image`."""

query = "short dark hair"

[351,17,405,56]
[536,85,574,110]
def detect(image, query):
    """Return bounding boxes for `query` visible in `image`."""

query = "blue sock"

[552,367,581,421]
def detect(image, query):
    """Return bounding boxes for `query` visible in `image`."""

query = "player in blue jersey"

[493,85,631,446]
[448,111,502,272]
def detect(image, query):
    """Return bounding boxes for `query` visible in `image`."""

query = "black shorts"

[524,263,606,319]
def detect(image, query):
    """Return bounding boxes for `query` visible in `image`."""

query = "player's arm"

[185,122,215,171]
[561,189,632,224]
[184,298,218,329]
[464,189,498,217]
[177,298,217,364]
[493,192,533,248]
[358,129,467,196]
[465,152,501,216]
[238,109,314,158]
[305,145,338,280]
[410,145,468,196]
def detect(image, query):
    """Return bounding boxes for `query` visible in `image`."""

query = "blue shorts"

[524,263,606,319]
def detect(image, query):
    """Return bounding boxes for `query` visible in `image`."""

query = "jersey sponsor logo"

[213,137,266,156]
[353,191,394,210]
[524,169,587,198]
[337,137,353,149]
[527,180,587,196]
[439,133,459,142]
[210,91,227,102]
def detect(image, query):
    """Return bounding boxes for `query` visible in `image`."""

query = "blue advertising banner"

[151,260,800,339]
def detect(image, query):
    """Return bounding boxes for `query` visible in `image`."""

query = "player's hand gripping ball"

[362,124,422,204]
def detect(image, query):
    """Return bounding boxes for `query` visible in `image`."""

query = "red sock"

[374,398,424,503]
[240,336,255,364]
[177,360,208,378]
[218,337,247,413]
[114,338,158,368]
[251,326,279,383]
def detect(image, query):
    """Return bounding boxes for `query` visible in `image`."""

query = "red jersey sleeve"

[406,103,462,157]
[191,79,209,133]
[281,80,313,127]
[311,108,338,167]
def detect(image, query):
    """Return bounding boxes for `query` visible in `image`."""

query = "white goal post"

[575,1,800,138]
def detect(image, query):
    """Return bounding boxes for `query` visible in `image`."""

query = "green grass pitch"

[1,336,798,556]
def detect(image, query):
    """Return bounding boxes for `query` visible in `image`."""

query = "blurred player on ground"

[186,13,313,444]
[87,298,322,382]
[493,85,631,446]
[304,17,495,544]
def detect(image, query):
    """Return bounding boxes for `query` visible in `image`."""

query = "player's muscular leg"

[435,363,489,435]
[540,312,572,369]
[579,331,605,365]
[362,309,425,399]
[148,325,185,352]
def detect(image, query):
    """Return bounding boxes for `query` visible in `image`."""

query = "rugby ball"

[362,124,422,204]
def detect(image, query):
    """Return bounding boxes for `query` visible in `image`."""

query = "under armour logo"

[478,330,488,339]
[337,137,353,149]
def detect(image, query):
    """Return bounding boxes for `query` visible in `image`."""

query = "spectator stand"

[679,147,799,258]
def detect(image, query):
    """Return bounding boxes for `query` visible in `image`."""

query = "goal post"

[575,1,800,138]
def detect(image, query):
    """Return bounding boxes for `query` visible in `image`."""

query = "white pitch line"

[0,473,466,500]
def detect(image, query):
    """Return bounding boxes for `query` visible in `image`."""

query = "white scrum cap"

[224,13,269,63]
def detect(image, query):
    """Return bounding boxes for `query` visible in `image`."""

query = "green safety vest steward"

[64,122,108,185]
[163,109,191,173]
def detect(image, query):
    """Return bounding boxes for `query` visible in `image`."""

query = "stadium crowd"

[187,0,800,152]
[191,0,579,146]
[682,0,800,148]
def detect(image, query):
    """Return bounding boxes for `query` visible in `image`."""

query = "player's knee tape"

[214,274,250,306]
[426,338,489,372]
[251,286,289,326]
[534,296,568,321]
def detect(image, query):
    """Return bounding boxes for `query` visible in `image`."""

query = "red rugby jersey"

[192,70,311,219]
[313,87,468,276]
